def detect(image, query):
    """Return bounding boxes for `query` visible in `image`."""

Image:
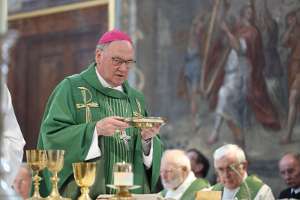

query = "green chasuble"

[211,175,264,200]
[37,63,164,199]
[160,179,209,200]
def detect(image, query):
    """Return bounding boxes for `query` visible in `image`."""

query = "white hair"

[161,149,191,172]
[213,144,246,165]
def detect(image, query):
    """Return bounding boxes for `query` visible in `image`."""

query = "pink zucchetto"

[97,29,132,45]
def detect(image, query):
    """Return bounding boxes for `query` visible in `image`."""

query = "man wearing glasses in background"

[37,29,164,199]
[205,144,274,199]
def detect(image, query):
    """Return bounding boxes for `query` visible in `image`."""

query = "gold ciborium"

[72,162,96,200]
[46,150,70,200]
[26,149,47,200]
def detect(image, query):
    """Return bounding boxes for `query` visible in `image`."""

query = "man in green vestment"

[37,29,164,199]
[203,144,274,200]
[159,149,209,200]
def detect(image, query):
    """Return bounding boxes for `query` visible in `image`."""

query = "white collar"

[95,67,123,92]
[292,187,300,194]
[223,187,239,200]
[165,171,197,200]
[222,173,248,200]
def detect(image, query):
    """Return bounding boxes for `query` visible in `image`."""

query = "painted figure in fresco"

[200,0,231,110]
[207,5,281,147]
[281,10,300,144]
[207,17,250,147]
[182,14,204,130]
[255,0,285,119]
[202,0,246,146]
[235,5,281,131]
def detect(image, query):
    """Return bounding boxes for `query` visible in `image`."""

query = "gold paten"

[123,117,166,128]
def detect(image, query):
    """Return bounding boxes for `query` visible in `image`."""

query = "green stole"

[37,63,163,199]
[211,175,264,200]
[160,178,210,200]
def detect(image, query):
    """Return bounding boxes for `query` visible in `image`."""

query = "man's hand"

[96,116,130,136]
[140,123,161,141]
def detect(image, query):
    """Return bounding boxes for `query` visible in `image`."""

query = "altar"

[97,194,163,200]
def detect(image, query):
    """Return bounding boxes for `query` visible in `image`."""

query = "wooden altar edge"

[97,194,163,200]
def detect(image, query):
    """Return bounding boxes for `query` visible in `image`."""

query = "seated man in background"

[206,144,274,199]
[186,148,210,178]
[278,152,300,199]
[13,163,32,199]
[159,149,209,200]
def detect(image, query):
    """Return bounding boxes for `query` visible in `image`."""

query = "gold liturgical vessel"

[26,149,47,200]
[123,117,165,128]
[46,150,70,200]
[108,162,136,200]
[73,162,96,200]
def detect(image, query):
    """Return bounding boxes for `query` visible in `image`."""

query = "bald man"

[278,153,300,199]
[159,149,209,200]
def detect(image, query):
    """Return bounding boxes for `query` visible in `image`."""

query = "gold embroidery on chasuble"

[76,87,99,123]
[133,98,143,117]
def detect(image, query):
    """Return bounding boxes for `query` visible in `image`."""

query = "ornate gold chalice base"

[73,162,96,200]
[107,185,141,200]
[26,149,47,200]
[46,150,70,200]
[108,186,136,200]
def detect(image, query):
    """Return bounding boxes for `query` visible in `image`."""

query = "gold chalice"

[26,149,47,200]
[46,150,70,200]
[72,162,96,200]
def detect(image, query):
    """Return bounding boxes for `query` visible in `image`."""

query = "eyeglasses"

[216,163,242,175]
[111,56,136,68]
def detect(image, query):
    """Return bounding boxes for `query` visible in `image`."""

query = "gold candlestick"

[73,162,96,200]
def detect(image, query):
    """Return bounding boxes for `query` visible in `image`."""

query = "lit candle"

[0,0,7,34]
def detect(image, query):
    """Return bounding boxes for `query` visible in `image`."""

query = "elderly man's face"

[279,155,300,188]
[13,167,31,199]
[96,40,135,87]
[215,154,246,189]
[160,162,186,190]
